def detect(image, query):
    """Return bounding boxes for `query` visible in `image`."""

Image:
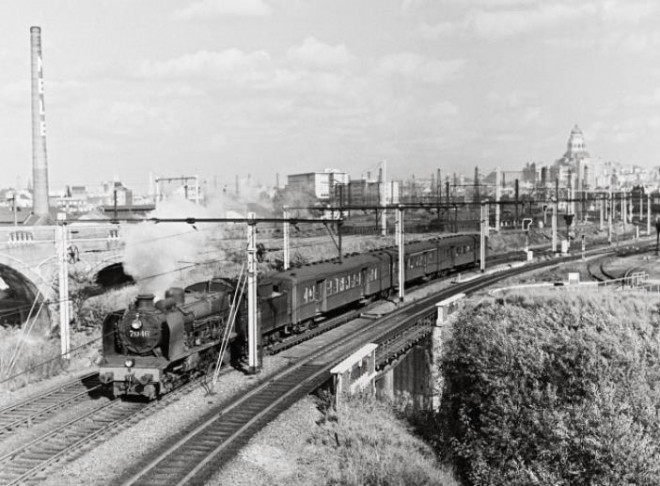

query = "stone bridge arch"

[0,253,55,328]
[87,254,134,288]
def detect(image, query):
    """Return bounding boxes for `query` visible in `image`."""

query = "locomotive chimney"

[30,26,51,219]
[136,294,155,310]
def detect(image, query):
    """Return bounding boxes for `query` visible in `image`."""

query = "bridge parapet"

[0,224,125,251]
[331,343,378,405]
[435,292,466,327]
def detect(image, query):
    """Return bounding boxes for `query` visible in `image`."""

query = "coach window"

[339,278,345,292]
[326,281,333,296]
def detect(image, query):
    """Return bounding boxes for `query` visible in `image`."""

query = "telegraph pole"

[480,201,488,271]
[380,160,387,236]
[57,223,70,360]
[551,203,557,253]
[599,196,604,230]
[495,167,501,232]
[282,206,290,270]
[396,206,405,302]
[608,192,613,245]
[246,212,261,374]
[648,194,652,235]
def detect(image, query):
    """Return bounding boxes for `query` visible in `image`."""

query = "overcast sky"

[0,0,658,192]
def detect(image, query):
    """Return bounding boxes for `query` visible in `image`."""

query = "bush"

[306,394,460,486]
[440,291,660,486]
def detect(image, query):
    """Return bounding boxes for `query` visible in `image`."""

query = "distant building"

[550,125,594,189]
[286,169,349,200]
[4,190,33,209]
[341,179,399,205]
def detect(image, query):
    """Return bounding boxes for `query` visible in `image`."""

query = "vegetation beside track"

[438,290,660,486]
[211,394,460,486]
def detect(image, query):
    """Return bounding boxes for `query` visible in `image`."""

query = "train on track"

[98,233,481,399]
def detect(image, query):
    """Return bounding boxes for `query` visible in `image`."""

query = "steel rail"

[0,371,100,436]
[0,369,231,486]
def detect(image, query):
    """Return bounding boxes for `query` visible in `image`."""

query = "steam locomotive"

[98,282,242,399]
[98,233,480,399]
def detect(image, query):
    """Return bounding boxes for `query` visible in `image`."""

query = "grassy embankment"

[438,289,660,485]
[300,395,460,486]
[0,285,134,391]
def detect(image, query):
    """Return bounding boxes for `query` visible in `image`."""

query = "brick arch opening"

[95,262,135,289]
[0,256,53,328]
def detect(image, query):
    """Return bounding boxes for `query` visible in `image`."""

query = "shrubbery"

[306,394,459,486]
[440,290,660,486]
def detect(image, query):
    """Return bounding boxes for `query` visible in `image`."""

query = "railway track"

[586,244,654,281]
[116,253,597,486]
[0,369,229,486]
[0,241,648,485]
[0,372,101,436]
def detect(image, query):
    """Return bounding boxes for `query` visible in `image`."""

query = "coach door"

[316,280,326,313]
[360,268,368,297]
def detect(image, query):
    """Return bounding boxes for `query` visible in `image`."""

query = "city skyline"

[1,1,659,192]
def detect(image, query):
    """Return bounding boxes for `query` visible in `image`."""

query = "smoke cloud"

[122,199,226,297]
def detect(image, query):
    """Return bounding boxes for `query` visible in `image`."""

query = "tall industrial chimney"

[30,26,50,218]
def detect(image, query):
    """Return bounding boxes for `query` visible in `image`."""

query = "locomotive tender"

[99,233,480,399]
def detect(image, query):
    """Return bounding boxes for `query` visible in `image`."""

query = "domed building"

[550,124,593,189]
[563,125,589,161]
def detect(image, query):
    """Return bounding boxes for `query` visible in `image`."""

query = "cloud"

[140,49,272,83]
[175,0,272,20]
[379,53,465,83]
[462,1,660,39]
[467,3,596,38]
[418,22,458,40]
[544,30,660,53]
[600,0,659,24]
[430,101,460,119]
[286,37,354,70]
[401,0,430,13]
